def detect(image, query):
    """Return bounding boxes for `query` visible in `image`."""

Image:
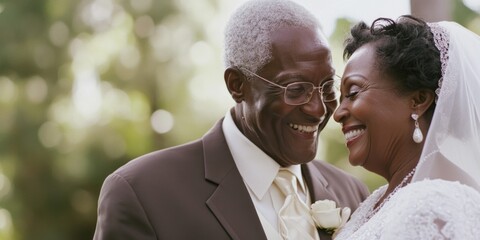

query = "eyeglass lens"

[285,81,338,105]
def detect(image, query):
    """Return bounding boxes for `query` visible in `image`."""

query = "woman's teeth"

[345,129,365,141]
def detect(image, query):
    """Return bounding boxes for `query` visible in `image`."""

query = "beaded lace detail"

[363,168,416,221]
[334,180,480,240]
[427,23,450,103]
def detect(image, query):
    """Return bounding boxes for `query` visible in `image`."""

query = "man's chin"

[289,152,317,165]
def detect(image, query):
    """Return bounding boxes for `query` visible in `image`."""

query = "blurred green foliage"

[0,0,227,239]
[0,0,477,239]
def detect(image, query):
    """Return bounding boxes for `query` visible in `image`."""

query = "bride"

[333,16,480,239]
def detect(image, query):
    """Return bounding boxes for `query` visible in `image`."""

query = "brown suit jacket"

[93,119,369,240]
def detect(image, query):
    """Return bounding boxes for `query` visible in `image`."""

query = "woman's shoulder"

[393,179,480,211]
[382,179,480,239]
[401,178,480,200]
[335,180,480,240]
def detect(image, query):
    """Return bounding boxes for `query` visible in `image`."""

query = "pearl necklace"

[366,167,417,220]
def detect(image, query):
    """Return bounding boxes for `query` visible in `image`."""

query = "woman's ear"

[224,67,246,103]
[411,89,435,116]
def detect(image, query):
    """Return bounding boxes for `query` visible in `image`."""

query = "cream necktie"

[275,169,319,240]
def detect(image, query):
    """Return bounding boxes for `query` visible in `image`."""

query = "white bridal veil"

[412,21,480,191]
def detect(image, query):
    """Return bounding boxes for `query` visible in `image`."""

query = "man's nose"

[300,91,326,119]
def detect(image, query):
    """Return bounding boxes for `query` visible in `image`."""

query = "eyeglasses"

[242,68,339,105]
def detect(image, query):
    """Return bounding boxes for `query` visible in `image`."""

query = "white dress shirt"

[222,111,312,238]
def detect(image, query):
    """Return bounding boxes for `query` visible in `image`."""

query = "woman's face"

[334,43,414,176]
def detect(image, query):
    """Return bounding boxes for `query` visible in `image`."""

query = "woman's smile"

[342,125,366,147]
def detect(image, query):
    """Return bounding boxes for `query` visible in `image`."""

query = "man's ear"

[411,89,435,116]
[224,67,247,103]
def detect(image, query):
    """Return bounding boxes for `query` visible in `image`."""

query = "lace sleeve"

[381,179,480,240]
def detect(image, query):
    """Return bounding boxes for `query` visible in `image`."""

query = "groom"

[93,0,369,239]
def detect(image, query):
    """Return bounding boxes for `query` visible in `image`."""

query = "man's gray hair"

[224,0,325,73]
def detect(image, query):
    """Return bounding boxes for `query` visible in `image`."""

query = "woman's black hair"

[343,15,441,100]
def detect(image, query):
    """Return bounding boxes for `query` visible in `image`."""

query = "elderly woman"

[333,15,480,239]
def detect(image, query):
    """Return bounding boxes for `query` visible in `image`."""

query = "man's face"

[240,26,336,167]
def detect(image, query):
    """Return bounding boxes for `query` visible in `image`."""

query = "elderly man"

[93,0,369,239]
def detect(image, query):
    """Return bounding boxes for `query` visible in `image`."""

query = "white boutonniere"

[310,200,351,235]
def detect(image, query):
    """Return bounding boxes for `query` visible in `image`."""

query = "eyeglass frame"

[241,68,340,105]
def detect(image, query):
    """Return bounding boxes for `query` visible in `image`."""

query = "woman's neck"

[374,156,420,209]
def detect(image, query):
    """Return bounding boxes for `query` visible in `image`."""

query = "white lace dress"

[334,179,480,240]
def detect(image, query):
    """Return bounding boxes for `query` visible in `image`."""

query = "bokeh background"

[0,0,478,239]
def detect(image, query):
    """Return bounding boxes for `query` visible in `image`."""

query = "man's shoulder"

[112,139,205,181]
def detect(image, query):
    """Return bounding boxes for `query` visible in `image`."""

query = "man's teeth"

[345,129,365,141]
[289,124,318,133]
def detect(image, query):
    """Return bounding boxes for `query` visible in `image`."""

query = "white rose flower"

[310,199,351,234]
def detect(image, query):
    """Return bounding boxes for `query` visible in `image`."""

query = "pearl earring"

[411,113,423,143]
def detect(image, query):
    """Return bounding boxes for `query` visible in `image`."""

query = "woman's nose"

[333,100,347,123]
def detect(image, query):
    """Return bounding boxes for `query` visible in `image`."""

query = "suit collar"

[222,111,280,200]
[202,119,236,184]
[202,119,267,240]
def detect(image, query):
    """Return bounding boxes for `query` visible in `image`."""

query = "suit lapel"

[203,119,267,240]
[302,162,336,240]
[302,162,336,202]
